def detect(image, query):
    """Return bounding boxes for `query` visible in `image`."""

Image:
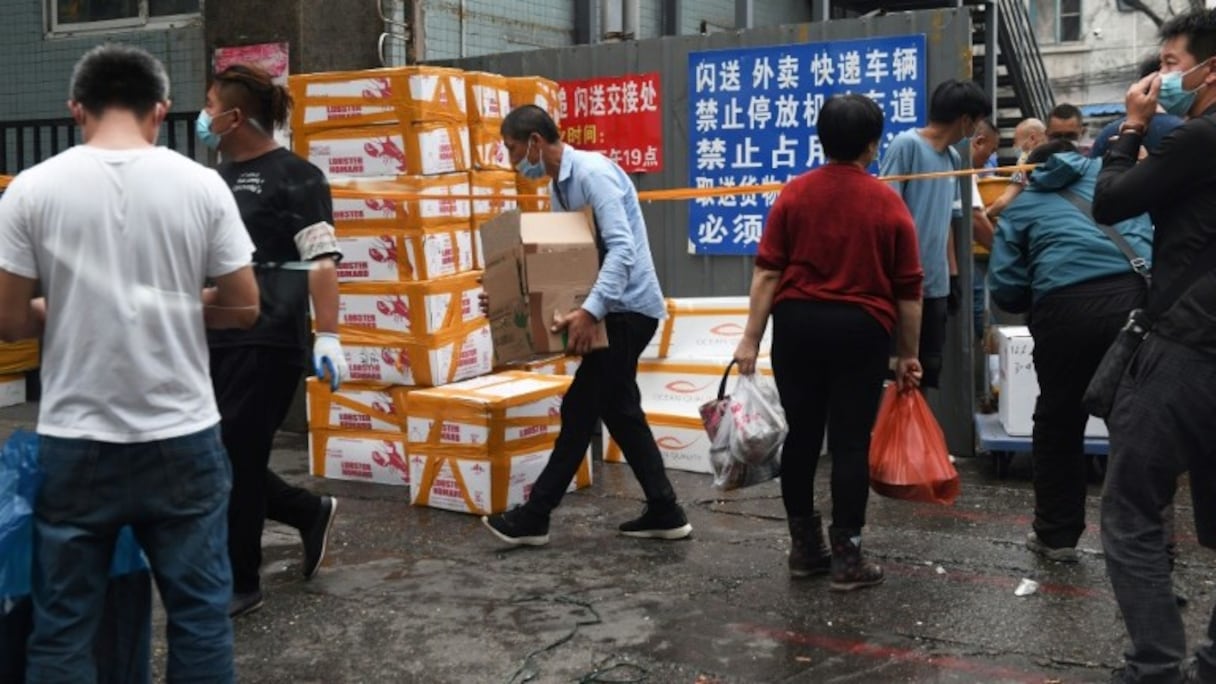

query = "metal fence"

[0,111,202,174]
[451,8,980,454]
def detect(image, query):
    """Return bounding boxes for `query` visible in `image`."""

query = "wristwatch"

[1118,121,1147,137]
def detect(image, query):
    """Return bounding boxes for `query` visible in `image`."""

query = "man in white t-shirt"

[0,45,258,682]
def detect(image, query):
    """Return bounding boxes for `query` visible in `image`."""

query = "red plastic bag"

[868,384,960,505]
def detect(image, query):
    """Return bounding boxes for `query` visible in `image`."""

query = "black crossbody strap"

[1059,189,1151,283]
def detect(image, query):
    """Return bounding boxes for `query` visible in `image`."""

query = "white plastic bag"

[699,367,787,490]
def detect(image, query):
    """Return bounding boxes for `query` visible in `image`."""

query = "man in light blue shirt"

[482,105,691,547]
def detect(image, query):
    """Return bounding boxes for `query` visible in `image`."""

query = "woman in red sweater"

[733,94,925,592]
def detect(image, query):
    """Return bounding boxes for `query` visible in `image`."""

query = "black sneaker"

[302,496,338,580]
[618,504,693,540]
[482,507,550,546]
[229,590,264,619]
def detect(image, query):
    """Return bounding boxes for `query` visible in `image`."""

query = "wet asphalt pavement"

[3,401,1213,683]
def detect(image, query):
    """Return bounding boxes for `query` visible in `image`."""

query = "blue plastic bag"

[0,430,41,600]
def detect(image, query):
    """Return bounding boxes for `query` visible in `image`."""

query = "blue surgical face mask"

[1159,62,1208,116]
[195,109,232,150]
[515,139,546,180]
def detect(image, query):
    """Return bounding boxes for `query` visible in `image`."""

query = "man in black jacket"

[1092,9,1216,683]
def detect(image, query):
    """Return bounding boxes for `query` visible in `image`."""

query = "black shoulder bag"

[1059,189,1216,417]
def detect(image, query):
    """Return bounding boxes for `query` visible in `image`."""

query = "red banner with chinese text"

[558,73,662,173]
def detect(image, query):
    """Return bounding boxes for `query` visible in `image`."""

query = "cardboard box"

[341,319,494,387]
[506,76,562,126]
[305,379,408,432]
[645,297,772,360]
[289,66,467,130]
[996,326,1107,438]
[465,72,512,125]
[406,371,591,514]
[336,273,482,337]
[330,175,471,230]
[300,123,471,179]
[0,374,26,408]
[489,304,533,367]
[603,412,713,474]
[335,223,477,283]
[528,290,608,354]
[479,209,605,363]
[408,447,591,515]
[0,339,39,374]
[308,429,410,486]
[634,357,773,417]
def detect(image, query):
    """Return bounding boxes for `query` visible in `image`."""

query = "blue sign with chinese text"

[687,34,927,255]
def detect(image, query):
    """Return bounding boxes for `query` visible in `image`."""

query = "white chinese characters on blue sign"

[688,35,927,255]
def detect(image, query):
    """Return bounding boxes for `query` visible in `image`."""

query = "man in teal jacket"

[989,141,1152,563]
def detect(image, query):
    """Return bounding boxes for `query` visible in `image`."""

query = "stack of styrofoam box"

[603,297,773,474]
[289,66,497,486]
[995,326,1108,438]
[506,76,561,212]
[305,379,412,486]
[465,72,518,270]
[406,371,592,514]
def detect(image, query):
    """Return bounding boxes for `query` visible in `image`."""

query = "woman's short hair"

[817,94,884,163]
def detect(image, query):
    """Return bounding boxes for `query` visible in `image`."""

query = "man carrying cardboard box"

[481,105,691,546]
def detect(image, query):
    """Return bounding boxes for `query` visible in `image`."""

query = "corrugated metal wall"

[452,8,980,454]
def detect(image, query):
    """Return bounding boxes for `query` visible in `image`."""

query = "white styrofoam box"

[996,326,1108,438]
[408,448,591,515]
[308,430,410,486]
[603,412,712,474]
[645,297,772,360]
[343,321,494,387]
[0,374,26,408]
[634,357,772,417]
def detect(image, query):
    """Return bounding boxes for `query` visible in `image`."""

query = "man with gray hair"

[0,44,258,681]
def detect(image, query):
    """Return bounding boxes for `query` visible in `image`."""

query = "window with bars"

[50,0,200,33]
[1031,0,1083,44]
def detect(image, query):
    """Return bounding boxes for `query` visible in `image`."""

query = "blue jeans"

[27,426,235,684]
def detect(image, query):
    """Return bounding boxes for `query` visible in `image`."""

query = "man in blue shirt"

[880,79,992,388]
[1089,55,1186,159]
[482,105,691,547]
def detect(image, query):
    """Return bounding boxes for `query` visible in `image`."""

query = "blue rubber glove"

[313,333,350,391]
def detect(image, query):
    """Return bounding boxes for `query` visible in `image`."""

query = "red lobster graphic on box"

[363,198,399,218]
[371,441,408,482]
[362,137,408,173]
[368,236,398,266]
[376,296,411,324]
[361,79,394,100]
[381,348,411,376]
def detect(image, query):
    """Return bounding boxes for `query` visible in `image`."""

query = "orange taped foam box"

[0,373,26,408]
[335,222,477,283]
[506,76,562,126]
[0,339,39,374]
[646,297,773,360]
[468,124,512,171]
[341,318,494,387]
[289,66,468,131]
[469,170,519,268]
[305,379,412,485]
[465,72,512,126]
[500,352,581,377]
[300,122,471,179]
[514,174,551,212]
[330,174,472,230]
[337,272,483,338]
[406,371,592,515]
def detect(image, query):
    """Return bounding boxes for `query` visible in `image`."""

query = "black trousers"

[524,312,678,516]
[1028,273,1145,548]
[211,346,321,594]
[772,300,890,530]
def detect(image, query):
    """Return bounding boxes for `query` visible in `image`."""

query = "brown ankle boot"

[787,513,831,578]
[829,528,884,592]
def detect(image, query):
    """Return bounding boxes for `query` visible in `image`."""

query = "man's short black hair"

[1138,53,1163,78]
[975,117,999,136]
[1026,139,1078,165]
[927,79,992,124]
[1049,103,1084,124]
[818,94,884,162]
[69,43,170,118]
[500,105,561,144]
[1160,8,1216,63]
